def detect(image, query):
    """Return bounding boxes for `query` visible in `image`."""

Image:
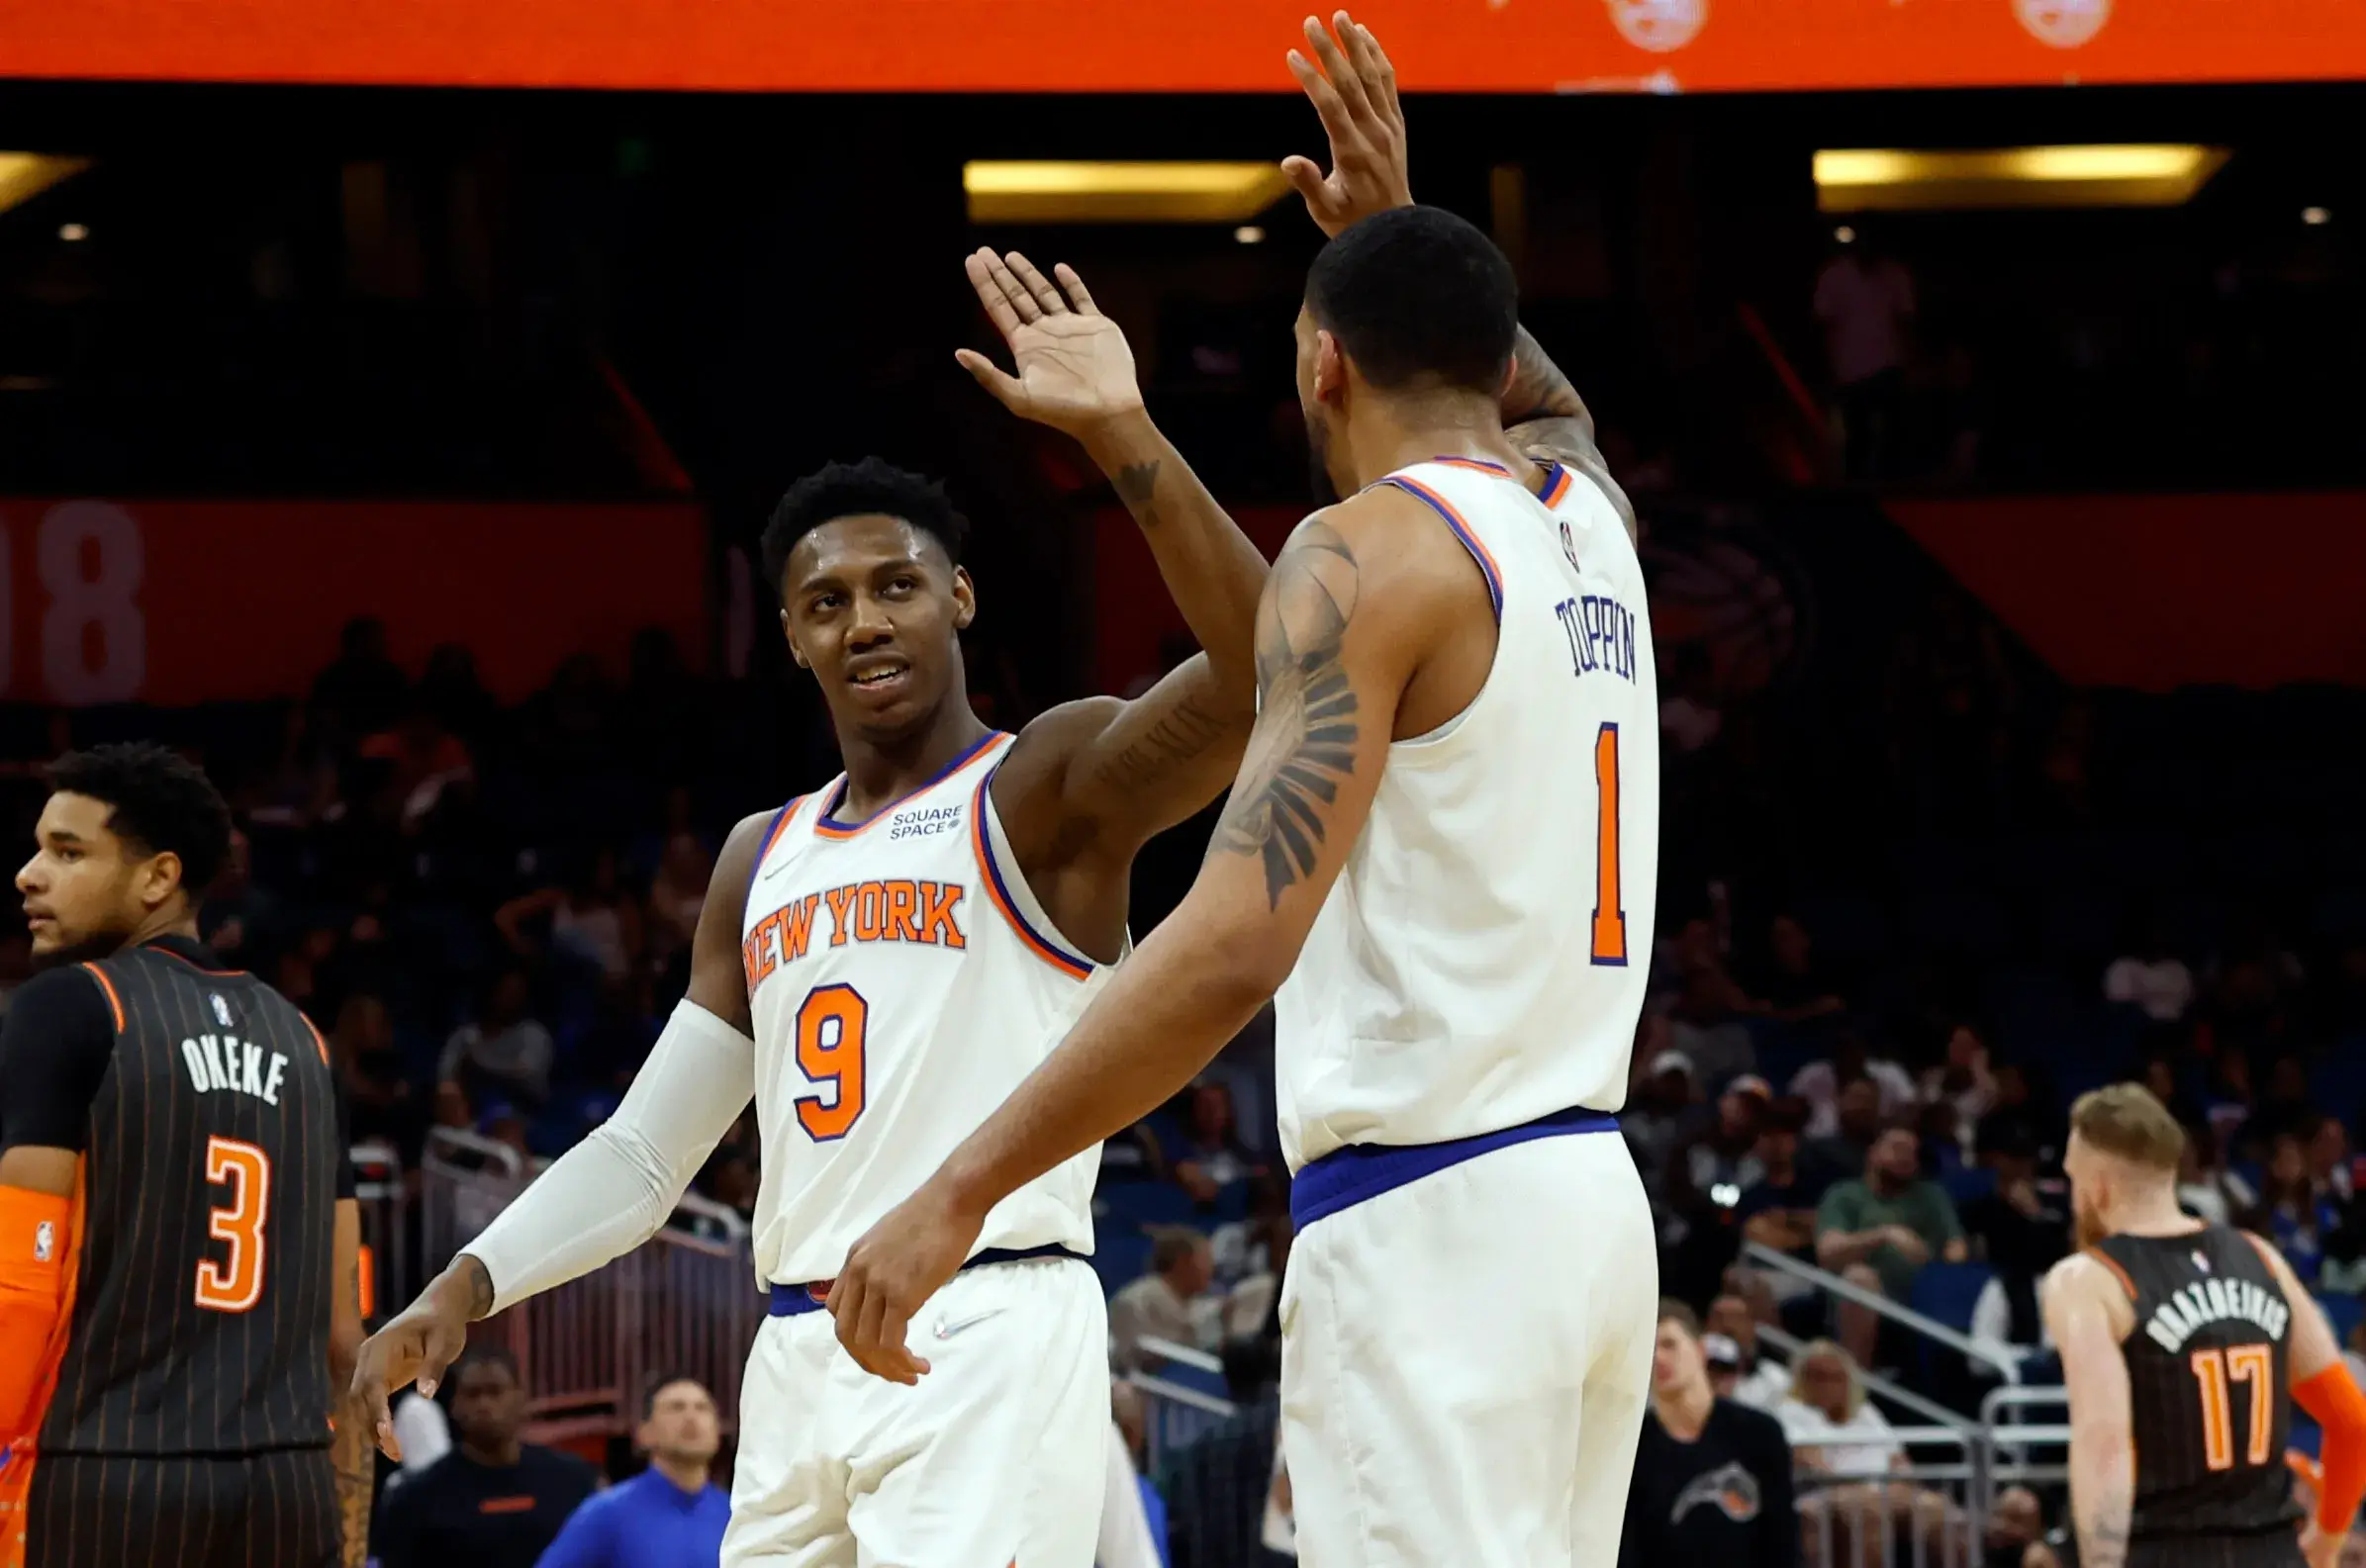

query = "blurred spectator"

[1781,1340,1958,1568]
[1627,1048,1702,1214]
[1163,1080,1259,1205]
[1110,1228,1213,1371]
[420,642,501,751]
[1707,1293,1794,1411]
[199,828,279,963]
[360,705,475,828]
[375,1349,598,1568]
[1659,645,1725,756]
[481,1100,533,1164]
[2106,913,2196,1023]
[309,614,411,750]
[646,827,714,976]
[1803,1077,1887,1187]
[331,992,416,1152]
[1961,1128,2066,1378]
[1620,1301,1797,1568]
[1664,919,1757,1086]
[1673,1074,1772,1216]
[1735,1097,1830,1315]
[1918,1023,2000,1154]
[1211,1173,1292,1288]
[499,847,645,984]
[2311,1113,2356,1205]
[1982,1486,2046,1568]
[1814,231,1915,480]
[534,1374,727,1568]
[1816,1125,1967,1368]
[440,967,557,1107]
[1751,915,1845,1024]
[2176,1121,2236,1226]
[1791,1033,1916,1141]
[2230,1131,2340,1284]
[1974,1061,2051,1163]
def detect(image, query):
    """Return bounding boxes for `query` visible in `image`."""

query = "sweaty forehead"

[787,513,947,588]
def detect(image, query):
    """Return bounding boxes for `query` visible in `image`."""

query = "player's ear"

[780,608,811,671]
[1314,329,1348,406]
[138,850,183,911]
[951,567,977,632]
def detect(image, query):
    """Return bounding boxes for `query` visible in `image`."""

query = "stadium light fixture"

[1813,144,2227,212]
[0,153,92,219]
[964,161,1291,225]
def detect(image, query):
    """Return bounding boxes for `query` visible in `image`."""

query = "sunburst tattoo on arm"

[1213,518,1361,909]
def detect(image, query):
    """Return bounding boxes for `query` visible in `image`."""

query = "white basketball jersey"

[739,731,1113,1285]
[1275,458,1659,1169]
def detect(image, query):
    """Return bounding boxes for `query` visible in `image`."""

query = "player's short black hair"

[451,1345,521,1388]
[46,743,234,895]
[641,1369,708,1420]
[1304,205,1520,397]
[761,457,970,599]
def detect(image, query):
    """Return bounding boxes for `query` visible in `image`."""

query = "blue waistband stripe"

[767,1243,1087,1318]
[1289,1106,1620,1232]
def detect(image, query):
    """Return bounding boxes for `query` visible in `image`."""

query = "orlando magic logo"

[211,992,235,1029]
[1605,0,1707,53]
[2013,0,2111,48]
[1671,1461,1762,1524]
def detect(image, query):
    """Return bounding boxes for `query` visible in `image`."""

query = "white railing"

[1744,1241,2024,1384]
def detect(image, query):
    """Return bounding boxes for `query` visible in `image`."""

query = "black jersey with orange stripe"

[2090,1224,2304,1546]
[0,935,351,1456]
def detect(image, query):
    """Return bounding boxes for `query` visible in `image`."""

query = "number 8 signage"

[0,501,148,705]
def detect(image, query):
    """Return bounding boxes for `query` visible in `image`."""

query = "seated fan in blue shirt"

[536,1374,730,1568]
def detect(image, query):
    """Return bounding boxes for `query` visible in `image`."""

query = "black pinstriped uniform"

[2092,1225,2305,1568]
[0,935,351,1568]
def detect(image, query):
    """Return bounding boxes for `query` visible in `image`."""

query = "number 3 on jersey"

[195,1136,271,1314]
[795,984,869,1142]
[1590,723,1628,967]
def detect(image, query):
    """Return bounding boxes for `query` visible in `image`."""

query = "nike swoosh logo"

[933,1307,1005,1340]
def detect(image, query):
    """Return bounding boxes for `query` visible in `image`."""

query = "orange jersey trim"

[2083,1245,2139,1300]
[76,966,124,1033]
[967,770,1092,981]
[812,731,1008,840]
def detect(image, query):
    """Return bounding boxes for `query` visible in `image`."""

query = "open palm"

[957,249,1144,437]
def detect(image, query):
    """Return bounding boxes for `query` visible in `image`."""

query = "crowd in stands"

[9,561,2366,1567]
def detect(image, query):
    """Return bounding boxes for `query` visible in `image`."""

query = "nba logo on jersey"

[34,1220,54,1262]
[2192,1249,2212,1274]
[1560,519,1581,571]
[211,993,234,1028]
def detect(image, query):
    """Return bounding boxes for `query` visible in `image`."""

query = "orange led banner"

[0,499,706,706]
[3,0,2361,93]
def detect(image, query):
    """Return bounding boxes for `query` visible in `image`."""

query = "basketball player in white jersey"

[833,17,1659,1567]
[349,252,1279,1566]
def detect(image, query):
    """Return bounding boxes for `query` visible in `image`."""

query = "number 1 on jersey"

[1591,723,1628,966]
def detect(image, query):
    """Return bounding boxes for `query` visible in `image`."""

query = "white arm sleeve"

[459,999,754,1314]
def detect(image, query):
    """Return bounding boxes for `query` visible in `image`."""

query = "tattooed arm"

[329,1197,373,1568]
[1504,328,1636,543]
[955,248,1269,856]
[828,486,1458,1383]
[2044,1253,2136,1568]
[1285,14,1635,545]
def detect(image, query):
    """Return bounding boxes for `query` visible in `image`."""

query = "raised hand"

[956,249,1145,438]
[1282,11,1413,238]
